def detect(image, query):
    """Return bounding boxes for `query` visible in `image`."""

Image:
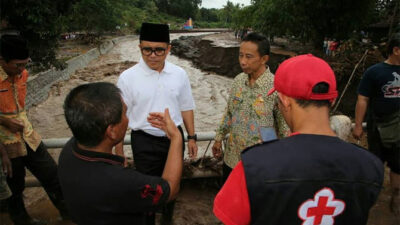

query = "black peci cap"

[0,34,29,61]
[139,23,170,43]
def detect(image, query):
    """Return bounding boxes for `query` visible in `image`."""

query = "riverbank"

[0,32,397,225]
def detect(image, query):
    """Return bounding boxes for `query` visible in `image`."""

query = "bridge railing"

[26,120,367,187]
[26,131,223,187]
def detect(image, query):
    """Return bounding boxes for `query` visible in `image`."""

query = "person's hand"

[352,124,364,141]
[148,108,180,139]
[187,140,198,159]
[212,140,223,159]
[0,145,12,178]
[1,118,24,133]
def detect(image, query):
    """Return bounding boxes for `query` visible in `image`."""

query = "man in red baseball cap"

[213,54,384,225]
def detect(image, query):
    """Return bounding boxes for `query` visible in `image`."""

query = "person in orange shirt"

[0,34,69,225]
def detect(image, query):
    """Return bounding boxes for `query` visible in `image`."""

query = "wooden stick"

[333,49,369,113]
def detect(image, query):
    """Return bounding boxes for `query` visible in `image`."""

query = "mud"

[170,33,388,117]
[171,33,294,77]
[0,33,398,225]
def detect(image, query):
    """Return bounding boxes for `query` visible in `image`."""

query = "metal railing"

[26,122,367,187]
[26,131,222,187]
[42,131,220,148]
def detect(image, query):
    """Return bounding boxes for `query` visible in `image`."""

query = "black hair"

[0,34,29,62]
[64,82,123,147]
[242,32,270,56]
[295,82,331,107]
[387,33,400,56]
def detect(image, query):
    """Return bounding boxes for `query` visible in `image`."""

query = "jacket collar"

[72,139,125,166]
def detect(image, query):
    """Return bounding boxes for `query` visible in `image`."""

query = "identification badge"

[259,127,277,142]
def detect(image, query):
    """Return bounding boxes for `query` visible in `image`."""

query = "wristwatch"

[187,134,197,141]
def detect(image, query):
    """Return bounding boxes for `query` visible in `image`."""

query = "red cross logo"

[298,188,345,225]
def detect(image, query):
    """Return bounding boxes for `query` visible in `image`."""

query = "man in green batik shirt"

[212,33,289,182]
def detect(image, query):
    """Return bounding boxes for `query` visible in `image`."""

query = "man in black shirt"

[58,82,183,225]
[353,34,400,214]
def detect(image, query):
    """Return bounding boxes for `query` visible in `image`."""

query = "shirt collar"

[244,67,272,87]
[72,139,125,166]
[0,66,8,82]
[138,57,173,75]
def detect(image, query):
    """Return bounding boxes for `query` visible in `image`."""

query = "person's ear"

[278,92,290,109]
[261,55,269,64]
[165,44,172,55]
[393,46,400,56]
[106,124,117,141]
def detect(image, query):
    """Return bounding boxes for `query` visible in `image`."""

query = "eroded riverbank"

[0,32,397,225]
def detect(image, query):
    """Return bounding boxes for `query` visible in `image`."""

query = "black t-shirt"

[358,62,400,117]
[58,138,170,225]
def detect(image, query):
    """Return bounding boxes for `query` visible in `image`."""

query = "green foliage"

[199,8,220,22]
[68,0,203,33]
[233,0,379,46]
[70,0,117,32]
[168,0,202,19]
[1,0,225,70]
[219,1,241,25]
[194,21,225,28]
[0,0,75,69]
[232,6,255,30]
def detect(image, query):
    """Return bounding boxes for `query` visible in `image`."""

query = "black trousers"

[6,142,68,222]
[131,127,184,225]
[222,163,233,185]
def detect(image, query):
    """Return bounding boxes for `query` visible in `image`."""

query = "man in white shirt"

[116,22,197,225]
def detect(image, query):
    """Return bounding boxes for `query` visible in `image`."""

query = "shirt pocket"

[0,88,8,93]
[167,86,179,100]
[252,95,267,116]
[0,87,12,112]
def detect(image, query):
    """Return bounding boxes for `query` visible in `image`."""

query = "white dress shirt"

[117,57,195,136]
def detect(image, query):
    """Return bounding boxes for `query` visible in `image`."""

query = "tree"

[199,8,220,22]
[1,0,76,69]
[219,1,240,25]
[168,0,202,19]
[70,0,122,33]
[154,0,170,13]
[232,5,256,30]
[235,0,378,46]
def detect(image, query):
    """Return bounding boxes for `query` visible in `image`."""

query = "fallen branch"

[333,49,369,113]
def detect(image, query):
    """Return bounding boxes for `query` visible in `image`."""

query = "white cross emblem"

[298,188,345,225]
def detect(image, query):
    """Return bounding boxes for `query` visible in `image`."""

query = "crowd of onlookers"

[323,37,339,56]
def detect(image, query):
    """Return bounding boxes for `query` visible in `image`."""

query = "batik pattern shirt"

[215,68,289,168]
[0,67,41,158]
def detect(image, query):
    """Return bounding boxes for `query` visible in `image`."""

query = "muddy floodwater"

[0,33,398,225]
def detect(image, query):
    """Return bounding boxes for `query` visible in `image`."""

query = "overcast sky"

[201,0,251,9]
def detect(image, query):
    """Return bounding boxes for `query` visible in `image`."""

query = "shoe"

[390,189,400,215]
